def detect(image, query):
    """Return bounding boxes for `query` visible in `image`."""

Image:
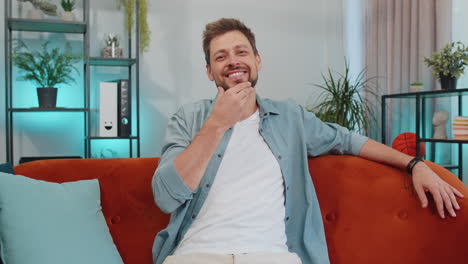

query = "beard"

[217,77,258,91]
[215,67,259,91]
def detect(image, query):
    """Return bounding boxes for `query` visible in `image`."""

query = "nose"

[227,54,241,67]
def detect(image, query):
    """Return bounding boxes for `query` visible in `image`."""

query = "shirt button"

[206,184,211,188]
[217,154,222,158]
[192,215,196,219]
[286,186,290,191]
[278,155,282,160]
[263,113,268,117]
[259,128,263,133]
[285,216,290,221]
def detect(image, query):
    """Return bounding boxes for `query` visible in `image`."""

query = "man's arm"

[174,83,255,190]
[358,139,464,218]
[153,83,254,213]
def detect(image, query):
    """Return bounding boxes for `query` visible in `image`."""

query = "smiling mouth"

[226,71,248,81]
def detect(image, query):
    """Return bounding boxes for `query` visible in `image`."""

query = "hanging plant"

[115,0,150,54]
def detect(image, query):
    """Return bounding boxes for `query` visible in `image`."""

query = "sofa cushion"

[0,172,124,264]
[14,157,169,264]
[0,162,14,174]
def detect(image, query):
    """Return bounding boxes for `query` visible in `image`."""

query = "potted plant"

[410,82,423,92]
[115,0,150,53]
[60,0,76,21]
[12,40,81,108]
[102,33,123,58]
[17,0,58,19]
[308,61,379,136]
[424,41,468,90]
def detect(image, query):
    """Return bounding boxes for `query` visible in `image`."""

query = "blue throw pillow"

[0,172,124,264]
[0,163,14,174]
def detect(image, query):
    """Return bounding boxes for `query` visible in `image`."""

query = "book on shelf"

[116,79,131,137]
[452,116,468,140]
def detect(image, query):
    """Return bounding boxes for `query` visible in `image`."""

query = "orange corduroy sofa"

[14,156,468,264]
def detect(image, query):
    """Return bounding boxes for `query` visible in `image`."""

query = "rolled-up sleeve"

[152,108,195,214]
[300,106,368,156]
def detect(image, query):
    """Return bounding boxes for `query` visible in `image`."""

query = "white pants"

[163,252,302,264]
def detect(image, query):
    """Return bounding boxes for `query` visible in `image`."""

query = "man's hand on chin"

[208,82,254,130]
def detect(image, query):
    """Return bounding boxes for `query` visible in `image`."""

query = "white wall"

[0,0,346,163]
[142,0,345,156]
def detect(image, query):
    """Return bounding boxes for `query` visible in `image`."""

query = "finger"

[239,87,253,99]
[217,86,225,95]
[431,188,445,218]
[440,187,456,217]
[239,90,252,105]
[446,185,461,210]
[414,183,428,208]
[226,82,252,94]
[450,186,465,198]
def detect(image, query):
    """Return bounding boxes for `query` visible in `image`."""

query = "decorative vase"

[37,87,58,108]
[61,11,75,21]
[439,74,457,90]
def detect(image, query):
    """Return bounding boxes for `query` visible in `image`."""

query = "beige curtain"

[364,0,452,143]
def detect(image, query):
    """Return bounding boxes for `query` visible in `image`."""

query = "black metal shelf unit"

[382,88,468,180]
[4,0,140,163]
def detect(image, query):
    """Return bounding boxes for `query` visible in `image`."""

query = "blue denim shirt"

[152,95,368,264]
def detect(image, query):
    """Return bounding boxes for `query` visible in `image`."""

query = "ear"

[206,64,215,81]
[255,53,262,71]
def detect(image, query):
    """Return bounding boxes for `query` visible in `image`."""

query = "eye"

[215,55,225,61]
[239,50,247,55]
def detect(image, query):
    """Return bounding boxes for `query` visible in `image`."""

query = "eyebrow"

[212,44,250,57]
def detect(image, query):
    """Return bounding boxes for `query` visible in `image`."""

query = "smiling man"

[152,18,463,264]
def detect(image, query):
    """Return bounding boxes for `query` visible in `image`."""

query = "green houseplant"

[309,61,379,136]
[12,40,81,108]
[60,0,76,21]
[115,0,150,53]
[410,81,423,92]
[424,41,468,90]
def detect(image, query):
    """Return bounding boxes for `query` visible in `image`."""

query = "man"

[152,18,463,264]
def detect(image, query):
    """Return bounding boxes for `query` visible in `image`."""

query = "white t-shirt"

[174,110,288,255]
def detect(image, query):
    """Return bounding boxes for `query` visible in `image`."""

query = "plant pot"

[439,74,457,90]
[61,11,75,21]
[410,85,423,92]
[101,46,123,58]
[27,8,43,19]
[37,87,57,108]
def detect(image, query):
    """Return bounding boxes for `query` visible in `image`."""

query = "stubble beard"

[217,74,258,91]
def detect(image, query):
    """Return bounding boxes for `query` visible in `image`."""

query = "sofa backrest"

[15,157,169,264]
[309,155,468,264]
[14,156,468,264]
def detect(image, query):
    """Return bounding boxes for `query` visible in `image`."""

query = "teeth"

[228,72,244,78]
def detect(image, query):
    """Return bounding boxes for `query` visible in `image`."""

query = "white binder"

[99,82,118,137]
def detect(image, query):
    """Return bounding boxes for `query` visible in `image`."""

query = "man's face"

[206,30,262,90]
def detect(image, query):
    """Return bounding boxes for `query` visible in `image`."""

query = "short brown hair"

[203,18,258,64]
